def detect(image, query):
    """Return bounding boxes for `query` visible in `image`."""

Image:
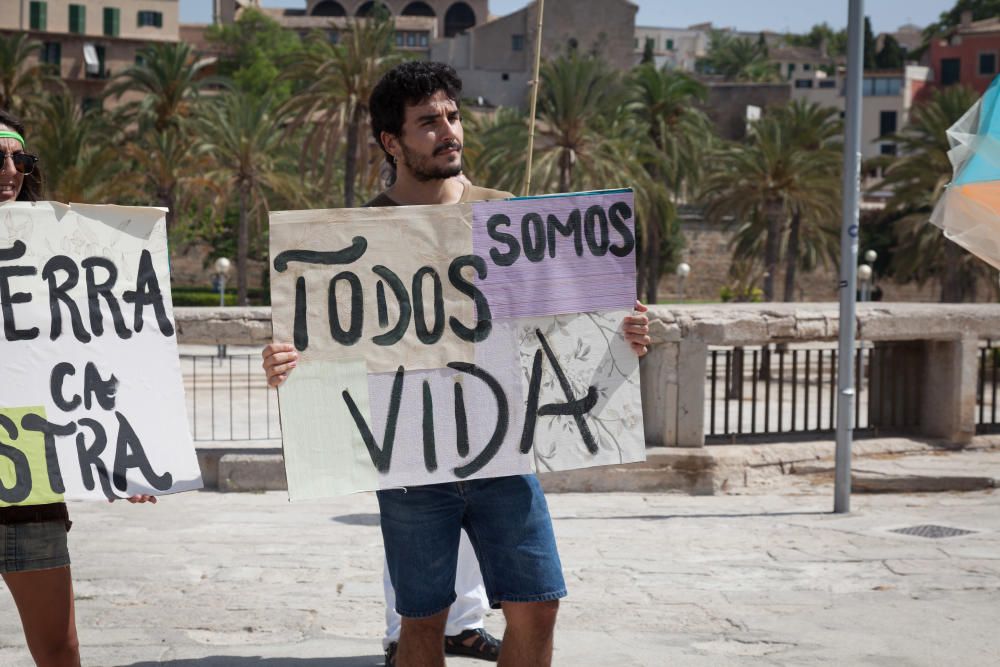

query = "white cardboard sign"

[270,190,645,498]
[0,202,203,505]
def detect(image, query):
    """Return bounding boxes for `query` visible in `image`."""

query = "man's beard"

[399,140,463,182]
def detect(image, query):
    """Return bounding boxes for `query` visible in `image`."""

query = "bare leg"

[3,566,81,667]
[498,600,559,667]
[397,608,448,667]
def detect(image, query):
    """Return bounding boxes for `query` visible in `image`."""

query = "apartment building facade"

[2,0,179,107]
[927,14,1000,95]
[214,0,487,58]
[432,0,637,108]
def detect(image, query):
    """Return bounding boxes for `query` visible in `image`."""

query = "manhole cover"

[890,525,976,539]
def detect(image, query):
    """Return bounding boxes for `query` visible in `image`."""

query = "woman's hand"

[623,301,651,358]
[262,343,298,388]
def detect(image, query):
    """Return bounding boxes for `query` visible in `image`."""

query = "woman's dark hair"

[369,61,463,169]
[0,109,42,201]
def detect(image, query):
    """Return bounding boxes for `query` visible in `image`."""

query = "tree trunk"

[783,208,801,302]
[645,214,660,304]
[344,105,362,208]
[559,148,572,193]
[940,241,965,302]
[635,212,648,300]
[237,182,249,306]
[763,201,783,302]
[157,185,176,231]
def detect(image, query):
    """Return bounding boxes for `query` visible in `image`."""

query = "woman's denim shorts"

[377,474,566,617]
[0,520,71,574]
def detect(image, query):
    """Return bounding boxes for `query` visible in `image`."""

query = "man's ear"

[380,131,400,162]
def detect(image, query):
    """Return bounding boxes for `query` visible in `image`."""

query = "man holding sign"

[264,62,650,667]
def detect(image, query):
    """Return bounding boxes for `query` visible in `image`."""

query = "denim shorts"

[0,519,71,574]
[377,474,566,618]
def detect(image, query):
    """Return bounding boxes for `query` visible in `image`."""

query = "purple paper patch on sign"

[472,190,637,320]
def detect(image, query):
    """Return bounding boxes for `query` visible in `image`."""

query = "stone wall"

[703,82,791,141]
[638,303,1000,450]
[169,240,268,293]
[661,217,954,304]
[175,303,1000,452]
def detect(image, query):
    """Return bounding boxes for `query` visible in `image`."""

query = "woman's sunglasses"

[1,152,38,175]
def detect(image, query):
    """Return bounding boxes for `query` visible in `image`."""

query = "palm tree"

[197,93,303,305]
[630,64,714,301]
[703,109,839,302]
[467,54,674,300]
[282,15,402,207]
[771,100,842,301]
[877,85,990,302]
[698,32,779,82]
[33,93,120,202]
[119,126,219,232]
[0,33,55,114]
[105,42,217,131]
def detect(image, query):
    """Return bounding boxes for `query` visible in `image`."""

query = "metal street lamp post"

[676,262,691,302]
[213,257,231,359]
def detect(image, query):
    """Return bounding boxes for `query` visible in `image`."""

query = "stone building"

[790,64,932,164]
[431,0,638,108]
[926,12,1000,95]
[214,0,488,58]
[633,24,708,71]
[1,0,180,107]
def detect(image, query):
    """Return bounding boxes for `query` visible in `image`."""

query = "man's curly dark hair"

[369,61,463,171]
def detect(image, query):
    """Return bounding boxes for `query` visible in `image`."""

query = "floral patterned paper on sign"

[514,310,644,472]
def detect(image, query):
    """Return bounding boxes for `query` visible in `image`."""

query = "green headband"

[0,131,25,146]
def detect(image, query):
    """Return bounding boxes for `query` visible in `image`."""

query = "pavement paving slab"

[2,482,999,666]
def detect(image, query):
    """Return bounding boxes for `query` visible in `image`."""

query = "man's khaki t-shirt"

[364,181,513,207]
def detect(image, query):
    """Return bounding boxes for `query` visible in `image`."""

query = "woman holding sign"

[0,110,156,667]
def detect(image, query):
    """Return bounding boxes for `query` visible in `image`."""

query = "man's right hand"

[262,343,298,388]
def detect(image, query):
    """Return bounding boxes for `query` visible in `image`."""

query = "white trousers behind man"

[383,529,501,663]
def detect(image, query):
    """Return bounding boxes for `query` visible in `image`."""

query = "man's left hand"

[624,300,651,358]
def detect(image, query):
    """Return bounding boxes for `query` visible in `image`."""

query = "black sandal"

[444,628,502,662]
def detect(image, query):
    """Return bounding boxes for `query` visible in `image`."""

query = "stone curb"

[194,435,1000,495]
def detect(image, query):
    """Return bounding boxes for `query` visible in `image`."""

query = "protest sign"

[0,202,203,504]
[270,189,645,497]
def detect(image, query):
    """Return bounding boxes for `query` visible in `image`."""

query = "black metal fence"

[181,353,281,442]
[706,343,881,442]
[978,340,999,434]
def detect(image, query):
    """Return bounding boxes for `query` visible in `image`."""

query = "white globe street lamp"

[858,263,873,302]
[212,257,233,359]
[676,262,691,302]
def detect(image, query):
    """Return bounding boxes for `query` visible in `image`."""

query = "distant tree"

[785,23,847,57]
[33,93,119,203]
[282,14,402,207]
[197,93,303,305]
[922,0,1000,40]
[206,7,303,104]
[0,33,56,115]
[702,102,841,302]
[876,86,992,302]
[105,42,218,132]
[875,34,905,69]
[863,17,878,70]
[698,31,778,82]
[641,37,655,65]
[631,65,713,301]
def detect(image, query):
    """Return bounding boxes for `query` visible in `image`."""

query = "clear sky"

[179,0,954,33]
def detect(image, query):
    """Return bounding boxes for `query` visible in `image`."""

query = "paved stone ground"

[2,478,999,667]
